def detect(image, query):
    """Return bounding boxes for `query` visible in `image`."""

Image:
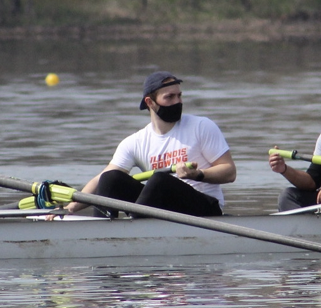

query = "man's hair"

[145,77,174,110]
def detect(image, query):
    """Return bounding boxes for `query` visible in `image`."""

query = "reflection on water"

[1,253,321,307]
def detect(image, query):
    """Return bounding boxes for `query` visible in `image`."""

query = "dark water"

[1,38,321,306]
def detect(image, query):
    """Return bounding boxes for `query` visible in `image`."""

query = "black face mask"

[156,102,183,123]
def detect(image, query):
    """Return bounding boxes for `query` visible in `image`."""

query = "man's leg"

[94,170,144,218]
[278,187,318,212]
[135,172,222,216]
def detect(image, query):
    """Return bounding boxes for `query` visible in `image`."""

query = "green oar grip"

[49,185,77,203]
[268,149,295,159]
[132,170,155,182]
[17,185,77,210]
[18,196,37,210]
[311,156,321,165]
[269,149,321,165]
[170,162,193,172]
[132,162,194,182]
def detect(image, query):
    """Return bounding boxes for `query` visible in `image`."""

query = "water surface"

[1,253,321,307]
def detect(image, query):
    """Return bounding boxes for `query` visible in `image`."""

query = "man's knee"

[136,173,173,206]
[96,170,130,218]
[99,169,126,186]
[278,187,301,212]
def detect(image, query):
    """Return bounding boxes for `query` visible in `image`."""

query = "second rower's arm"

[269,151,316,190]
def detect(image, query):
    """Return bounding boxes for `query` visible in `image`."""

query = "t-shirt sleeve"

[307,134,321,188]
[199,117,229,163]
[109,135,136,171]
[306,163,321,189]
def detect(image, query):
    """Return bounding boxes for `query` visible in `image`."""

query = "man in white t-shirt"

[48,71,236,219]
[269,136,321,211]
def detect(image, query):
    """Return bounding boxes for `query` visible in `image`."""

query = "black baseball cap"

[140,71,183,110]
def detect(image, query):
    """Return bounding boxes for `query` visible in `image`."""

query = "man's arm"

[269,152,316,190]
[176,150,236,184]
[200,151,236,184]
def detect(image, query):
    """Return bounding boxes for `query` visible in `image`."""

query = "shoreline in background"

[1,19,321,42]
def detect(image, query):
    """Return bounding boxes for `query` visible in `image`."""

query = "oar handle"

[132,162,193,182]
[312,156,321,165]
[269,149,321,165]
[169,162,193,172]
[268,149,296,159]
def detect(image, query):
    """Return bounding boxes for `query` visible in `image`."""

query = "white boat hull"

[0,214,320,259]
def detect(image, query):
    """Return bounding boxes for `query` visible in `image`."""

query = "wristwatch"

[195,170,204,182]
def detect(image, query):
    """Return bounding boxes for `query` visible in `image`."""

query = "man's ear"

[144,96,153,109]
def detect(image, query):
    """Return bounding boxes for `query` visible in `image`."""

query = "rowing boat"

[0,212,320,259]
[1,175,321,258]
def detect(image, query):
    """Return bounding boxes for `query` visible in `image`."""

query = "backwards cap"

[140,71,182,110]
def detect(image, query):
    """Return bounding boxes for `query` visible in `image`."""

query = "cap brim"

[139,78,183,110]
[140,98,147,110]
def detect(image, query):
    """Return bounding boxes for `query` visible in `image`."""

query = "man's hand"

[175,161,199,179]
[269,146,287,174]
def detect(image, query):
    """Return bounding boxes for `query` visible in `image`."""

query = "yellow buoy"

[45,73,60,86]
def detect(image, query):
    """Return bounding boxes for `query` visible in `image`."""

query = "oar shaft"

[1,175,321,253]
[71,191,321,252]
[0,201,20,209]
[0,176,35,193]
[0,209,68,217]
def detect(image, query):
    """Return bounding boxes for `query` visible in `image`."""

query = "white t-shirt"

[110,114,230,206]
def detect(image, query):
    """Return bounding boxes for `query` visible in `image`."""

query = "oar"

[1,175,321,253]
[271,204,321,216]
[0,163,193,210]
[269,149,321,165]
[0,209,68,218]
[0,196,36,210]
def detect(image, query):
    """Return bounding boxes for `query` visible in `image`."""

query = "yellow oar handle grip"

[16,184,77,210]
[269,148,321,165]
[133,170,154,181]
[18,196,37,210]
[133,162,194,182]
[312,156,321,165]
[170,162,193,172]
[268,149,295,159]
[49,185,77,203]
